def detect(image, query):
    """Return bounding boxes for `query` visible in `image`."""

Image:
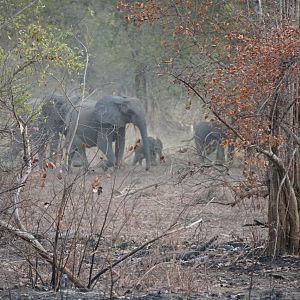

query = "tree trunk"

[133,55,156,131]
[268,164,300,255]
[267,75,300,255]
[134,62,148,111]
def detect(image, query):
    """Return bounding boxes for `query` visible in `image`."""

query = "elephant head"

[94,96,151,170]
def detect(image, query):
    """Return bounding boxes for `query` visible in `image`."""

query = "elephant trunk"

[136,118,151,171]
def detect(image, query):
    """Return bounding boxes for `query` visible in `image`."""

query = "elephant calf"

[133,136,163,166]
[194,121,233,164]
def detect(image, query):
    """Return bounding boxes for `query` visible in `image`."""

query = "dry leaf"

[91,176,102,192]
[45,161,56,169]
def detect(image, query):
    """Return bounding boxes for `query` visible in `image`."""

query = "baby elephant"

[133,136,163,166]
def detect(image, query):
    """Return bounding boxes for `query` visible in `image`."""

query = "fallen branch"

[115,181,168,198]
[243,219,268,228]
[89,217,203,288]
[161,235,218,263]
[0,220,87,291]
[0,183,25,196]
[233,186,269,206]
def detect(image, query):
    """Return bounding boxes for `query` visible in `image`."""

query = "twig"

[115,181,168,198]
[232,186,269,206]
[243,219,268,228]
[0,183,25,196]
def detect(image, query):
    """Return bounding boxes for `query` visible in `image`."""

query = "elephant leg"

[115,127,126,167]
[68,147,89,172]
[97,131,116,169]
[33,128,49,169]
[79,149,89,171]
[227,144,234,164]
[67,150,76,171]
[216,144,225,163]
[205,140,218,157]
[38,143,48,170]
[157,148,163,161]
[150,151,157,166]
[65,134,89,172]
[49,132,61,163]
[132,152,139,166]
[195,139,205,162]
[132,147,144,166]
[138,157,143,165]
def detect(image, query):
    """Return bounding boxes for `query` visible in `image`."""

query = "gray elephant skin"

[133,136,163,166]
[64,95,151,171]
[194,121,233,163]
[7,93,79,169]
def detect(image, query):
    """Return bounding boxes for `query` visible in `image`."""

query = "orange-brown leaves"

[127,144,134,152]
[208,24,300,151]
[117,1,161,26]
[127,138,141,153]
[45,161,56,169]
[40,170,47,188]
[92,176,103,195]
[126,139,141,158]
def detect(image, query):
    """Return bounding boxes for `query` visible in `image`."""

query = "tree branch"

[90,218,202,287]
[0,220,87,290]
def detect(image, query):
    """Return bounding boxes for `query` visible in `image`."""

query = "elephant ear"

[94,96,130,127]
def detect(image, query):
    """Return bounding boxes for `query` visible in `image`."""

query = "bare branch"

[0,220,87,290]
[280,124,300,147]
[169,73,244,141]
[64,36,89,171]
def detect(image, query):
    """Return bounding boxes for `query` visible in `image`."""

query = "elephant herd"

[3,93,233,173]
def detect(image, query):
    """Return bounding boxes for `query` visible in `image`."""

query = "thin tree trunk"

[135,62,148,110]
[296,0,300,27]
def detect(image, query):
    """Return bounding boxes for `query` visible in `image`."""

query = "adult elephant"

[194,121,233,164]
[7,93,79,169]
[65,95,151,171]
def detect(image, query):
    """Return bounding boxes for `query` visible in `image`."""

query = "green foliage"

[0,0,83,116]
[16,23,82,70]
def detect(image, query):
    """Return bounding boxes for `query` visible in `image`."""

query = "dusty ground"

[0,147,300,299]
